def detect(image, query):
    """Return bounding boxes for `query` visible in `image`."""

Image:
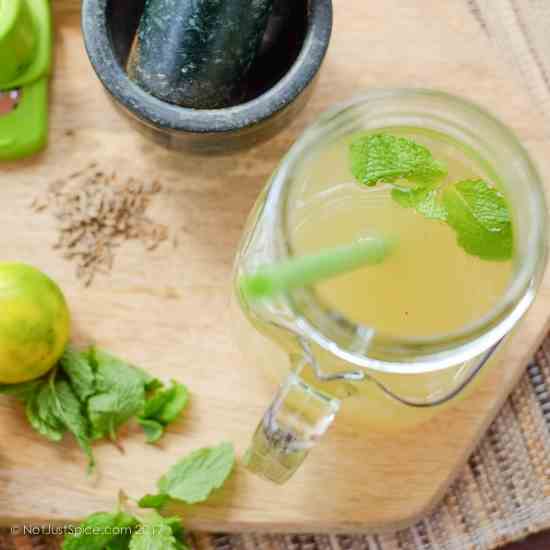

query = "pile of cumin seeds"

[31,163,169,287]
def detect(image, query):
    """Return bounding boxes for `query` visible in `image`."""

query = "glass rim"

[269,88,548,374]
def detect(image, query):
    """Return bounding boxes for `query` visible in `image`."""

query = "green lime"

[0,263,70,384]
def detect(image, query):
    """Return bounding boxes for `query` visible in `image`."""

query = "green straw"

[240,236,395,301]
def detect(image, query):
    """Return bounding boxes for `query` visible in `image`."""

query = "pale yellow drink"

[236,128,513,431]
[288,129,513,338]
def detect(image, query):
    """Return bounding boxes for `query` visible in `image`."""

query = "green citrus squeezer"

[0,0,52,161]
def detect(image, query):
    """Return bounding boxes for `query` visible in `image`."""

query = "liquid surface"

[288,130,514,339]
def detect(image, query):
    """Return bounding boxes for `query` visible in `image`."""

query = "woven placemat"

[475,0,550,123]
[1,331,548,550]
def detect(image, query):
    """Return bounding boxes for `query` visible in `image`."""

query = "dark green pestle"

[127,0,274,109]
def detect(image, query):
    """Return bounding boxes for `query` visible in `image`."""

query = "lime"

[0,263,70,384]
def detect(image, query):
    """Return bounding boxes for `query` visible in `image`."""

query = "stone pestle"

[127,0,275,109]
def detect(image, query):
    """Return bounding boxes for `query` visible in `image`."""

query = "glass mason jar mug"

[233,89,548,484]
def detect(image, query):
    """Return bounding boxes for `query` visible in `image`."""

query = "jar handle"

[245,372,340,484]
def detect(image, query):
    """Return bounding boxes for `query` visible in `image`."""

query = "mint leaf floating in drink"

[349,134,513,261]
[442,179,513,261]
[444,178,511,231]
[391,186,448,221]
[240,236,395,301]
[350,133,447,219]
[140,442,235,507]
[349,133,447,187]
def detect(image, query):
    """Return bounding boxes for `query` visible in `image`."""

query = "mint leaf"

[26,381,65,442]
[62,511,138,550]
[157,442,235,504]
[0,380,42,401]
[19,375,95,469]
[442,179,513,261]
[129,512,178,550]
[106,535,133,550]
[156,383,188,425]
[59,347,96,402]
[1,374,94,465]
[349,133,447,187]
[391,186,448,221]
[138,381,189,443]
[138,493,170,510]
[87,348,146,441]
[53,379,94,471]
[162,516,186,543]
[144,378,164,393]
[446,179,510,231]
[138,419,164,444]
[140,380,188,425]
[132,365,163,393]
[142,385,177,419]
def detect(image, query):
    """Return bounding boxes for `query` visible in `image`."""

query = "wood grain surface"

[0,0,548,534]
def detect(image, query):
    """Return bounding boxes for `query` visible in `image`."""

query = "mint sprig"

[349,133,513,261]
[63,442,234,549]
[62,506,188,550]
[0,347,189,472]
[350,133,447,186]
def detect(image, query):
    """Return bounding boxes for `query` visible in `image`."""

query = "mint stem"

[240,236,394,301]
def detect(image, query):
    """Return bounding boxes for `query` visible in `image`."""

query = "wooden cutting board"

[0,0,548,534]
